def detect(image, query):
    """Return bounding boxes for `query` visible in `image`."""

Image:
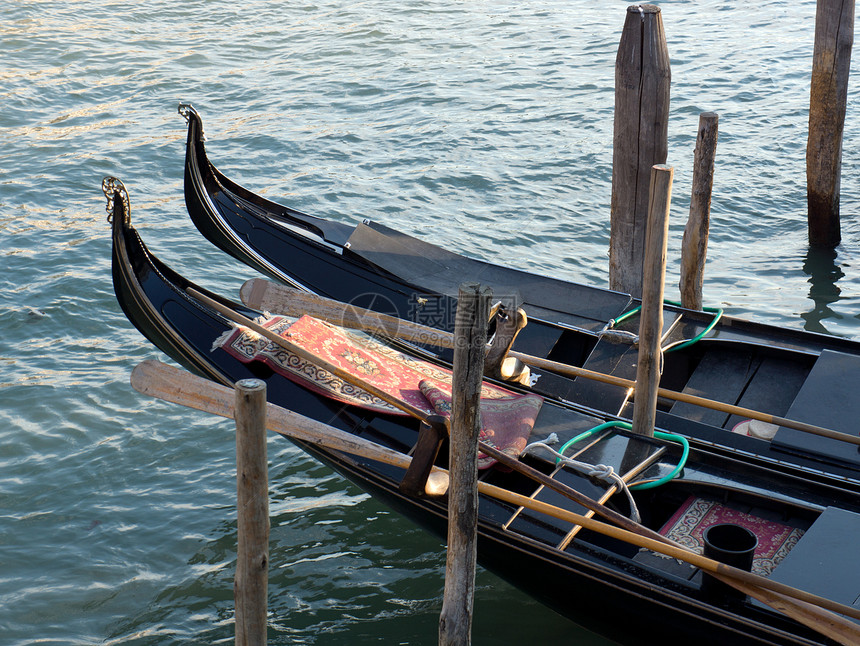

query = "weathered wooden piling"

[807,0,855,247]
[610,4,671,298]
[680,112,719,310]
[439,283,491,646]
[632,165,673,439]
[234,378,269,646]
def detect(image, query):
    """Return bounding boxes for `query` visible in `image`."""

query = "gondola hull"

[178,105,860,484]
[109,177,860,646]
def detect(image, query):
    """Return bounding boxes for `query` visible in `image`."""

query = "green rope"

[556,421,689,490]
[609,305,641,327]
[607,300,723,352]
[629,430,689,490]
[557,421,629,456]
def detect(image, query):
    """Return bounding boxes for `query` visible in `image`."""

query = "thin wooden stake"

[632,165,673,439]
[439,283,491,646]
[680,112,718,310]
[807,0,855,247]
[610,4,671,297]
[234,379,269,646]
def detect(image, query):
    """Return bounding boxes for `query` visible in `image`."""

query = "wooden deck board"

[670,350,759,428]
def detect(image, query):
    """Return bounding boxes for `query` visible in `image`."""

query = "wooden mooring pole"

[234,379,269,646]
[679,112,719,310]
[439,283,491,646]
[807,0,855,247]
[632,165,674,439]
[610,4,671,298]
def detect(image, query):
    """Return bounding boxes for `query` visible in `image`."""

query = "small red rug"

[658,496,805,576]
[419,381,542,469]
[214,314,543,468]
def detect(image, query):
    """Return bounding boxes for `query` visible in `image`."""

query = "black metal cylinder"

[701,523,758,601]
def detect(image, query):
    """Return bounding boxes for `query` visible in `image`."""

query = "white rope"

[523,438,641,524]
[597,322,639,345]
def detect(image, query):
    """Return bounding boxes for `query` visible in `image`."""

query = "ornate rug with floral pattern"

[658,496,806,576]
[214,314,543,468]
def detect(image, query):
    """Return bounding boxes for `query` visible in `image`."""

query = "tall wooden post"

[439,283,491,646]
[632,165,673,439]
[680,112,719,310]
[610,4,671,298]
[235,379,269,646]
[807,0,854,247]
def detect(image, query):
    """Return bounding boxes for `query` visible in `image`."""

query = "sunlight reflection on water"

[2,1,859,644]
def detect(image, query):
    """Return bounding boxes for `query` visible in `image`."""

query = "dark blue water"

[3,2,859,643]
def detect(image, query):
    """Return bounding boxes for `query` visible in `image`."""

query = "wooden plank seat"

[757,506,860,611]
[564,342,638,415]
[772,349,860,467]
[668,348,759,427]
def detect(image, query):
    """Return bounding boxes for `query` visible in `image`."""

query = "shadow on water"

[801,246,845,335]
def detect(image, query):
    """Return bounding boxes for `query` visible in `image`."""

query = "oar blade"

[130,359,414,470]
[131,359,236,420]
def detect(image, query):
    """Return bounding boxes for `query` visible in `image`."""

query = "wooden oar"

[515,354,860,449]
[478,443,860,645]
[195,287,618,505]
[202,289,666,530]
[131,359,448,497]
[131,359,860,644]
[226,281,860,640]
[240,278,860,448]
[131,361,410,468]
[240,277,454,349]
[479,479,860,638]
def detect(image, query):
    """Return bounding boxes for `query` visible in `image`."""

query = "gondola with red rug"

[109,176,860,646]
[177,103,860,484]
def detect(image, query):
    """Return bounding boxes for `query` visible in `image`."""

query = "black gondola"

[108,177,860,646]
[179,104,860,483]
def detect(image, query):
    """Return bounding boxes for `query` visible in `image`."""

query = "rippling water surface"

[3,1,860,644]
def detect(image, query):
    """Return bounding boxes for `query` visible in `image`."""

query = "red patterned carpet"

[215,314,543,467]
[659,496,805,576]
